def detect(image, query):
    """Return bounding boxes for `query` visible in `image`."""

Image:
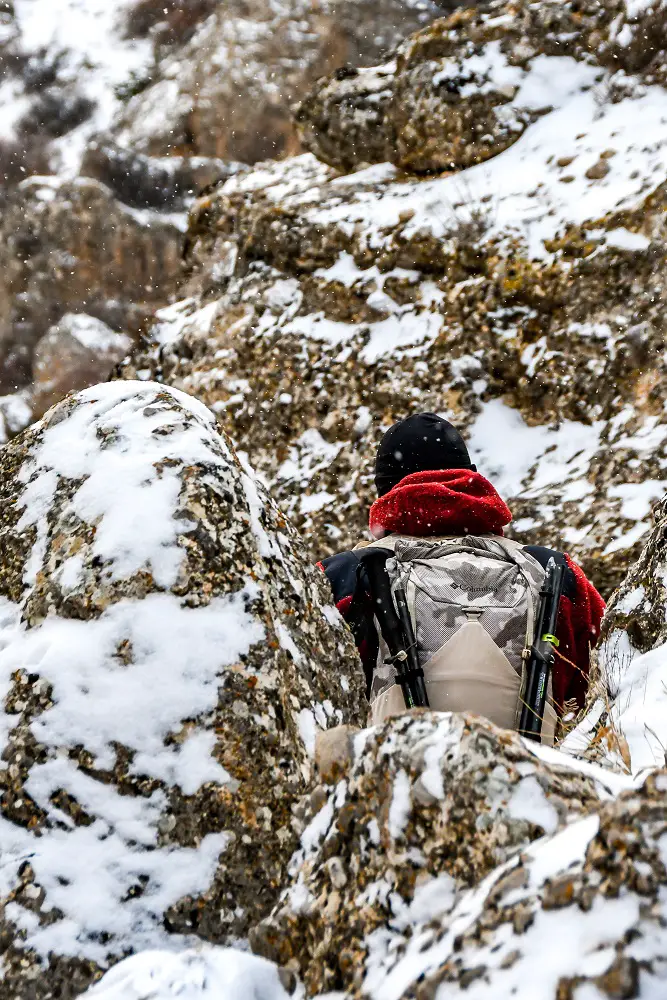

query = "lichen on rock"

[0,380,366,996]
[250,711,615,994]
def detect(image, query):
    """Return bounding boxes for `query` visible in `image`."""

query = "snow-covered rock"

[121,14,667,594]
[250,711,624,994]
[0,381,366,995]
[353,767,667,1000]
[297,0,667,175]
[0,0,445,398]
[297,0,613,173]
[563,496,667,776]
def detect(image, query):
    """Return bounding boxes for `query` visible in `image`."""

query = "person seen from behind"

[318,412,605,745]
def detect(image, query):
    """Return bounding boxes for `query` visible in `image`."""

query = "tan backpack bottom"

[368,619,557,746]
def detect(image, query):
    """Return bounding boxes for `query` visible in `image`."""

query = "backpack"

[364,535,557,745]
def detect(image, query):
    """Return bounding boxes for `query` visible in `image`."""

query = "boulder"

[29,313,133,419]
[294,63,397,173]
[0,390,32,442]
[0,176,184,392]
[251,711,612,994]
[0,381,366,997]
[296,0,667,176]
[296,0,625,174]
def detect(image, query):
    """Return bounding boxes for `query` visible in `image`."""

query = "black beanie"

[374,413,475,497]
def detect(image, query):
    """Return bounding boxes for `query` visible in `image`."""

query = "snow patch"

[467,398,602,501]
[17,381,226,589]
[311,69,667,259]
[81,946,291,1000]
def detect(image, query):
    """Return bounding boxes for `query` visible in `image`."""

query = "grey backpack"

[365,535,556,741]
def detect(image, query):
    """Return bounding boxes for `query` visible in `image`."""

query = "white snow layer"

[17,380,224,589]
[467,398,603,502]
[0,382,267,963]
[564,637,667,778]
[81,947,291,1000]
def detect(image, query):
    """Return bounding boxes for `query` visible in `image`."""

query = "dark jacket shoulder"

[319,550,361,606]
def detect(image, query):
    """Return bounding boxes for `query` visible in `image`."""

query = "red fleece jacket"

[364,469,605,714]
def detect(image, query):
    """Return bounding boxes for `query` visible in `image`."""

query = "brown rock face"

[0,176,184,392]
[113,0,442,163]
[0,381,366,998]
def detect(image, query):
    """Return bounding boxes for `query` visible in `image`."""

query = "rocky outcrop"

[0,381,366,997]
[358,768,667,1000]
[0,0,448,411]
[251,712,608,994]
[0,176,184,392]
[112,0,442,163]
[81,759,667,1000]
[121,149,667,597]
[296,0,667,173]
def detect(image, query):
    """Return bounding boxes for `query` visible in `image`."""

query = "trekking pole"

[518,558,566,742]
[394,584,429,708]
[358,548,429,710]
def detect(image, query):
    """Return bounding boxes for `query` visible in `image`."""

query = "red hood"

[369,469,512,539]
